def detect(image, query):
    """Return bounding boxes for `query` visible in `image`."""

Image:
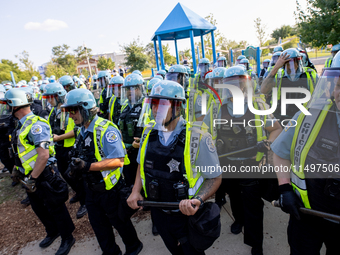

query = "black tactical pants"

[27,167,75,239]
[151,208,205,255]
[225,178,264,251]
[123,147,139,187]
[84,183,141,255]
[55,146,86,205]
[288,214,340,255]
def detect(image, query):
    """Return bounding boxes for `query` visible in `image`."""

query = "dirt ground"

[0,175,150,255]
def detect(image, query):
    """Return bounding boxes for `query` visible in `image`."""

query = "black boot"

[152,223,159,236]
[69,194,79,204]
[21,196,30,206]
[55,235,75,255]
[39,233,60,248]
[76,205,87,219]
[230,221,243,235]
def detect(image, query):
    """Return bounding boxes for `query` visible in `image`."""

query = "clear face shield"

[0,99,11,118]
[121,85,145,106]
[217,60,226,67]
[270,55,280,67]
[137,97,184,131]
[61,104,96,127]
[107,84,122,98]
[307,68,340,112]
[98,77,108,89]
[42,94,58,110]
[165,72,185,87]
[284,57,303,82]
[221,75,253,101]
[198,63,209,77]
[241,62,249,70]
[263,62,269,69]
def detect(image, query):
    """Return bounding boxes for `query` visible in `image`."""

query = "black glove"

[71,158,91,173]
[256,140,271,153]
[279,184,304,220]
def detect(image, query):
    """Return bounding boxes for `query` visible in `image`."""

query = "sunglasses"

[62,106,80,115]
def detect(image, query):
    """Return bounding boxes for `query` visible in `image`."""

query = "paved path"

[19,198,299,255]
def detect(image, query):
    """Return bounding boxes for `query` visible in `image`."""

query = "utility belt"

[85,174,125,193]
[145,172,189,203]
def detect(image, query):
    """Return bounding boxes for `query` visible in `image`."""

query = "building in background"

[92,52,127,70]
[77,58,98,75]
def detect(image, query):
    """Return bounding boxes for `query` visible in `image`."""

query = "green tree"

[296,0,340,47]
[80,68,89,78]
[271,25,297,41]
[74,46,93,62]
[97,56,115,71]
[15,50,40,79]
[145,43,176,67]
[122,38,149,72]
[254,17,267,47]
[45,62,66,79]
[51,44,77,75]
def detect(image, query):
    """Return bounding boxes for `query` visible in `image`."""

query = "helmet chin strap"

[164,107,180,127]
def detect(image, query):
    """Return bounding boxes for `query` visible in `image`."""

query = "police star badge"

[85,136,92,147]
[153,85,164,95]
[167,158,181,173]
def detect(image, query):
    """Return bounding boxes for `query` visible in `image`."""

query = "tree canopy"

[122,38,149,72]
[97,56,115,71]
[296,0,340,47]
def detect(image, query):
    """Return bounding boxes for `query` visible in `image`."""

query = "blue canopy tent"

[151,2,217,73]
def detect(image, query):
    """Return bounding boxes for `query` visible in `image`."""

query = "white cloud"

[99,34,106,38]
[24,19,68,32]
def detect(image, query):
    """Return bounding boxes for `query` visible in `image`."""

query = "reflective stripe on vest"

[139,122,204,198]
[325,57,332,68]
[92,117,130,190]
[290,104,332,208]
[18,115,55,175]
[109,96,117,121]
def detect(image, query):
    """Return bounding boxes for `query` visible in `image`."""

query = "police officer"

[49,75,56,83]
[236,55,246,65]
[165,64,188,87]
[42,82,87,219]
[271,51,340,255]
[98,71,111,119]
[187,58,211,122]
[261,48,317,120]
[127,80,222,255]
[203,66,282,255]
[259,59,270,78]
[146,77,161,95]
[0,85,15,174]
[92,74,98,90]
[107,76,124,125]
[156,70,167,79]
[0,88,75,255]
[61,89,143,255]
[273,46,283,54]
[59,75,76,93]
[324,43,340,67]
[118,74,145,186]
[216,56,227,68]
[21,86,50,119]
[263,52,282,79]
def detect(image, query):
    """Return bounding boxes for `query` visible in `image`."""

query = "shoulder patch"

[105,130,118,143]
[197,96,202,107]
[31,124,42,135]
[205,136,216,153]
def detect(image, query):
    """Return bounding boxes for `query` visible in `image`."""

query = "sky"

[0,0,305,69]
